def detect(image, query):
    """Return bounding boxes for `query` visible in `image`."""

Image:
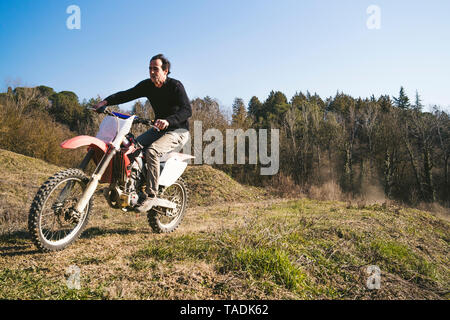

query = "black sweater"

[104,77,192,131]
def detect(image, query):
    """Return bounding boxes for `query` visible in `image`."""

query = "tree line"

[0,85,448,206]
[228,87,449,205]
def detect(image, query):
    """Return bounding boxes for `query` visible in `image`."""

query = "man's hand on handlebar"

[90,101,167,130]
[93,100,108,113]
[154,119,169,130]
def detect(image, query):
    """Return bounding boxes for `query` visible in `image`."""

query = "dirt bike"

[28,107,194,252]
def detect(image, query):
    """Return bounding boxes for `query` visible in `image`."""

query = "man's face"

[149,59,168,88]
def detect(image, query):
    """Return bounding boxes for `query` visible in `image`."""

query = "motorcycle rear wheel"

[147,178,188,233]
[28,169,93,252]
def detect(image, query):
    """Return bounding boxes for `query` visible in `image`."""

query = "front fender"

[60,135,108,153]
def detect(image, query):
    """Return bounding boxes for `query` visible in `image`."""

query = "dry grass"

[183,165,270,206]
[0,149,449,300]
[0,149,64,233]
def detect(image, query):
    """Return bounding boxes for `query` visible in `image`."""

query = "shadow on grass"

[0,230,40,256]
[80,226,148,239]
[0,229,31,243]
[0,226,150,256]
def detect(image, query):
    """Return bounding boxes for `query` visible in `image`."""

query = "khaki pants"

[136,128,190,196]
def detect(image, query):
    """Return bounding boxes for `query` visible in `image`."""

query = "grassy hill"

[0,149,448,299]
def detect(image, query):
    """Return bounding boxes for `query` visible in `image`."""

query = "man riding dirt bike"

[94,54,191,212]
[28,54,193,252]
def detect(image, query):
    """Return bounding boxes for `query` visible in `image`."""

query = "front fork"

[55,148,95,205]
[79,148,95,171]
[74,145,117,214]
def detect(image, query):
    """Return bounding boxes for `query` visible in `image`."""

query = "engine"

[104,151,146,210]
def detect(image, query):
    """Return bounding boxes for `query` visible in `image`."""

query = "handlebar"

[87,106,160,131]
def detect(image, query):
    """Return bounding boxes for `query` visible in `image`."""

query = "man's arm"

[165,81,192,127]
[103,80,148,106]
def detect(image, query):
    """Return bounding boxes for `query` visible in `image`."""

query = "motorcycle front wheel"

[28,168,93,252]
[147,178,188,233]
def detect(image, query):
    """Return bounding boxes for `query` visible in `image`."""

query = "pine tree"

[248,96,263,123]
[231,97,248,128]
[393,86,410,110]
[413,90,423,111]
[378,95,393,113]
[263,91,290,125]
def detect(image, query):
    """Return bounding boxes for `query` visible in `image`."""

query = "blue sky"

[1,0,449,112]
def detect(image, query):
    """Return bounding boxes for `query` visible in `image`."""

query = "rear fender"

[159,158,188,187]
